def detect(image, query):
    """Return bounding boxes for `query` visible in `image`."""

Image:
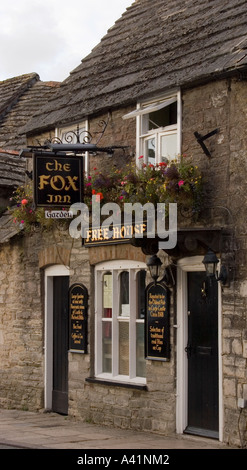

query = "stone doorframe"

[44,264,70,410]
[176,256,223,441]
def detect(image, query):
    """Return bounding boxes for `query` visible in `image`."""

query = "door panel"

[186,272,219,438]
[52,276,69,415]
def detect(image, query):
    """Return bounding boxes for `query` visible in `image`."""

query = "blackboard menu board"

[145,282,170,361]
[69,283,88,353]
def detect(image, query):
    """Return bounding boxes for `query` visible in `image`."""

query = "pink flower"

[138,155,144,159]
[119,196,124,200]
[178,180,184,187]
[21,199,28,205]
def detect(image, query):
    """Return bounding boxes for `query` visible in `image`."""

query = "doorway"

[186,271,218,437]
[176,257,222,440]
[44,265,70,414]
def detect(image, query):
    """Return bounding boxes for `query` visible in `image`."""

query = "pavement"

[0,408,238,450]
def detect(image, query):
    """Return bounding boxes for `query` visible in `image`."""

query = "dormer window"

[123,91,181,165]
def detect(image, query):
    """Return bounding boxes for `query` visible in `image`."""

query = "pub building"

[1,0,247,448]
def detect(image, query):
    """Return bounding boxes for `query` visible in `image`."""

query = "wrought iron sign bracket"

[194,128,219,157]
[20,143,129,158]
[20,116,129,158]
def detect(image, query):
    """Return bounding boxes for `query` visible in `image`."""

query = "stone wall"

[182,78,247,447]
[0,225,91,412]
[0,234,44,410]
[0,84,246,446]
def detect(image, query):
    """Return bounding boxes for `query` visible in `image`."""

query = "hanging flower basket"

[84,155,203,217]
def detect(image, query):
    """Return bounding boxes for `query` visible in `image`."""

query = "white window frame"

[55,120,89,174]
[95,260,147,385]
[123,90,182,165]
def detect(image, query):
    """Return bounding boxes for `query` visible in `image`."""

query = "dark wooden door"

[186,272,219,438]
[52,276,69,415]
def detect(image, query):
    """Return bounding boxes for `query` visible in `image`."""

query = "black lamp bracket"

[194,128,219,157]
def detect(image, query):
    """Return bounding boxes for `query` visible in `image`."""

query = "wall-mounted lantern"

[147,254,162,284]
[202,249,228,285]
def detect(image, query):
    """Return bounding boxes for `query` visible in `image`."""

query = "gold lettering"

[46,194,71,203]
[120,226,126,238]
[50,175,66,191]
[85,230,91,242]
[113,226,120,239]
[45,159,71,172]
[38,174,50,190]
[65,176,79,191]
[91,229,98,240]
[46,162,54,171]
[103,228,109,240]
[63,195,71,203]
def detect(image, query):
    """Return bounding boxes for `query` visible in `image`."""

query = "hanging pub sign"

[69,283,88,353]
[145,282,170,361]
[33,152,83,207]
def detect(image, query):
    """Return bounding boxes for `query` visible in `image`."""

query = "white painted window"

[123,91,181,165]
[95,260,147,385]
[55,121,89,174]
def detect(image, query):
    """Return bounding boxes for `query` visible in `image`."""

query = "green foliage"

[84,155,203,214]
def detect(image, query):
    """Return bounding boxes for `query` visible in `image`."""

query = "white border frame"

[44,264,70,410]
[176,256,223,441]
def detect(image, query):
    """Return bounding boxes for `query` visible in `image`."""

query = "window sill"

[85,377,147,391]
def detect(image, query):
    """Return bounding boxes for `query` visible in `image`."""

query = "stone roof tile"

[22,0,247,134]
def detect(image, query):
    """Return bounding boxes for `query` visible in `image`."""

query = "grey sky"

[0,0,134,82]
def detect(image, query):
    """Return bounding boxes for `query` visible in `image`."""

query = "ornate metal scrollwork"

[44,116,110,147]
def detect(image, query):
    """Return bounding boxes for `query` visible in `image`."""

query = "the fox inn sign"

[33,152,83,207]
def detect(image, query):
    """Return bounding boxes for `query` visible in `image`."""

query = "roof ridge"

[0,73,39,122]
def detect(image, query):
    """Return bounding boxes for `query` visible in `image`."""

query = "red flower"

[158,162,167,167]
[92,190,103,201]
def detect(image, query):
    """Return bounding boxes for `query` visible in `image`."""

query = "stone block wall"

[0,82,246,446]
[0,225,91,412]
[182,78,247,447]
[0,235,44,410]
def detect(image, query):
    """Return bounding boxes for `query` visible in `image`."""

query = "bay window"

[95,260,147,385]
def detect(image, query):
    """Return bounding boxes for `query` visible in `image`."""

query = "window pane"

[102,322,112,373]
[119,322,129,375]
[120,271,130,316]
[161,133,177,161]
[149,101,177,130]
[137,270,146,319]
[145,138,156,164]
[136,323,146,377]
[103,273,112,318]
